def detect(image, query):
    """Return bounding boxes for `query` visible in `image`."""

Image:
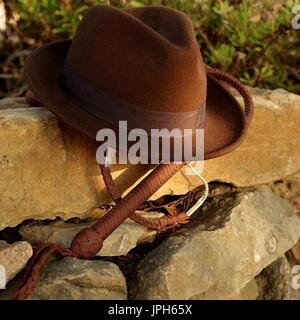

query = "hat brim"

[24,40,248,160]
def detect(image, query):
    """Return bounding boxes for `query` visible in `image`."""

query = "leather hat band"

[61,60,205,133]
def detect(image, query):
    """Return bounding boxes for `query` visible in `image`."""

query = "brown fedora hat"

[24,5,253,161]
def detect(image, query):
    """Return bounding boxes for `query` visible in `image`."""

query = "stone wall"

[1,87,300,229]
[0,87,300,300]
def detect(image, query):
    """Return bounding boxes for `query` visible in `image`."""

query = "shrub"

[0,0,299,97]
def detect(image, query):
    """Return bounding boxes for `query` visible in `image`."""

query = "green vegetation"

[1,0,299,97]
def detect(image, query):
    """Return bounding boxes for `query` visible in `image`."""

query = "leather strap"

[205,65,254,123]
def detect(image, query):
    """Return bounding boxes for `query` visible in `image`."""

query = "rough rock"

[270,172,300,214]
[129,187,300,300]
[19,211,162,256]
[256,256,300,300]
[289,239,300,263]
[0,241,33,285]
[0,97,30,110]
[190,279,258,300]
[0,103,154,230]
[224,280,258,300]
[1,87,300,229]
[30,257,127,300]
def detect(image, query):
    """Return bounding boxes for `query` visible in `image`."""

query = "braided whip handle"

[70,162,185,258]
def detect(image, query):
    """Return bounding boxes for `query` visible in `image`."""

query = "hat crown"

[66,5,206,113]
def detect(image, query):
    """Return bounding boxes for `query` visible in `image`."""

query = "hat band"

[60,60,205,133]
